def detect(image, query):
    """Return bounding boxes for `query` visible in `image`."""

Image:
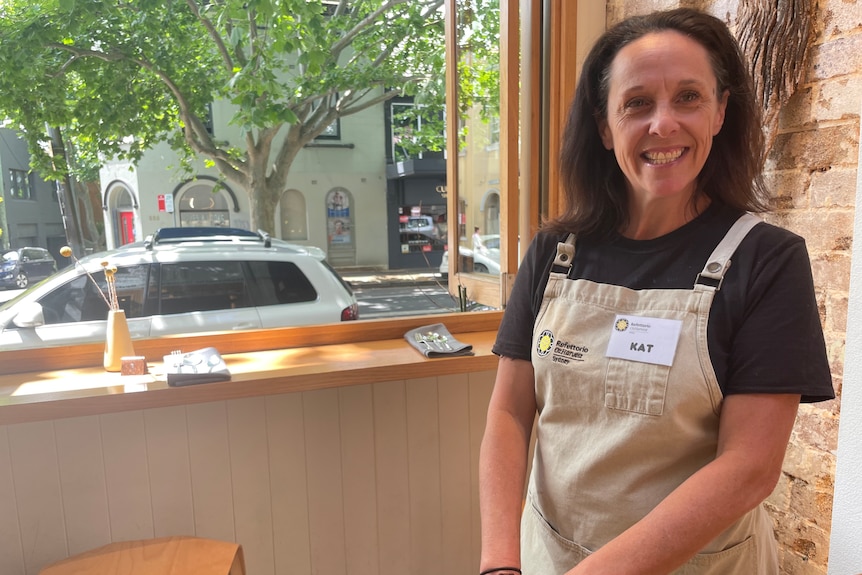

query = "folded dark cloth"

[165,347,232,386]
[404,323,474,358]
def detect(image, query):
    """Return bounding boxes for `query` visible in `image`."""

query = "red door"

[119,211,135,245]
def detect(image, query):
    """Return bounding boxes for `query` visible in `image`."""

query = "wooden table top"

[0,318,501,425]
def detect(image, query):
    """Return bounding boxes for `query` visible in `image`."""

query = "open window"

[442,1,596,309]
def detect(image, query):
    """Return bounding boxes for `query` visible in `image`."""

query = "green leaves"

[0,0,499,233]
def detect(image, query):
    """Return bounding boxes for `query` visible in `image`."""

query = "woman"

[479,8,834,575]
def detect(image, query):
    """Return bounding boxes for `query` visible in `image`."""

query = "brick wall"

[603,1,861,574]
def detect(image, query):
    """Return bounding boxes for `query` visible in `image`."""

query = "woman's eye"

[679,91,700,103]
[624,97,648,110]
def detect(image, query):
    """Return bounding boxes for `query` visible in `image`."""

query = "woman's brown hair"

[545,8,768,237]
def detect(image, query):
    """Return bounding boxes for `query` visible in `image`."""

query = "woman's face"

[599,31,728,208]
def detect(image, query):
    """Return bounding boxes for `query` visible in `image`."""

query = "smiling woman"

[598,30,729,239]
[480,8,834,575]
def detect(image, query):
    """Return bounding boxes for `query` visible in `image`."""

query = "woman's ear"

[713,89,730,136]
[598,118,613,150]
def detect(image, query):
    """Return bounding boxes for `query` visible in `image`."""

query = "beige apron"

[522,214,778,574]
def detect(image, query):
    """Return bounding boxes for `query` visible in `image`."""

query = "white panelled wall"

[827,100,862,575]
[0,372,496,575]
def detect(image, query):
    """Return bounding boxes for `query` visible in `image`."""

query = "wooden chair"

[39,536,245,575]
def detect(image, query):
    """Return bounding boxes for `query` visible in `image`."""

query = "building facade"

[99,96,450,271]
[0,128,66,263]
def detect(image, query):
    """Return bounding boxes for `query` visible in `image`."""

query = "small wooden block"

[121,356,148,376]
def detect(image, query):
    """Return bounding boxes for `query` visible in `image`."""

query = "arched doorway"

[176,181,231,227]
[104,183,138,247]
[481,189,501,235]
[280,189,308,240]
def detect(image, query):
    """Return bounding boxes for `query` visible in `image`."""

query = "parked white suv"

[439,234,501,276]
[0,227,359,350]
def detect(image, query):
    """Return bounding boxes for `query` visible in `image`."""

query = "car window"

[405,217,430,229]
[23,248,46,260]
[159,261,251,314]
[399,232,447,253]
[38,265,150,323]
[245,261,317,305]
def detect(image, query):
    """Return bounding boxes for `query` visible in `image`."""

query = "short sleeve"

[723,234,834,403]
[492,233,557,360]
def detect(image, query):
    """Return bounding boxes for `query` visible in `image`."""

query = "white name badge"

[605,314,683,367]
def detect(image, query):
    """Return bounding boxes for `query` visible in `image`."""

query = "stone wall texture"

[603,1,860,574]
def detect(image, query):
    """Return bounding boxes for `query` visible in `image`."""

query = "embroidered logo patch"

[536,329,555,357]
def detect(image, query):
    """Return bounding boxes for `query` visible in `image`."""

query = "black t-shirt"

[493,203,835,403]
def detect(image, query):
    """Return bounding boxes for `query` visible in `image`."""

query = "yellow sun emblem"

[615,318,629,332]
[536,329,554,356]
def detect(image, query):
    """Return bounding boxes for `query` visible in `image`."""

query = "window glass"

[22,248,47,260]
[159,261,250,314]
[38,265,149,324]
[455,0,501,277]
[312,94,341,140]
[178,184,231,228]
[8,169,33,200]
[246,261,318,305]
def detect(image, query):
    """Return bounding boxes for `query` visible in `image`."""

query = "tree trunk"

[248,186,278,235]
[244,129,306,236]
[76,180,106,252]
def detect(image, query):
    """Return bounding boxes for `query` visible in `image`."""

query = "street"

[354,283,463,319]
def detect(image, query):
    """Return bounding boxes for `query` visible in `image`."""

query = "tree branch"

[339,0,443,69]
[333,0,349,18]
[184,0,235,72]
[331,0,408,57]
[339,87,402,116]
[268,123,304,191]
[48,43,247,174]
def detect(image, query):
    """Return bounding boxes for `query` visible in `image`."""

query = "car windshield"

[2,251,19,262]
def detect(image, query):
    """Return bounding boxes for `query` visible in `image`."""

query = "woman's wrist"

[479,567,521,575]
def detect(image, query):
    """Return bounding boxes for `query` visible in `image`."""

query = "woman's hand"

[565,393,800,575]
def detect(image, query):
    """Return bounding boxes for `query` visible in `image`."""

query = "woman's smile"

[598,30,729,236]
[642,147,686,165]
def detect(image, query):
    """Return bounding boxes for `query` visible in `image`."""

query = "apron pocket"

[522,495,592,572]
[674,535,759,575]
[604,358,669,416]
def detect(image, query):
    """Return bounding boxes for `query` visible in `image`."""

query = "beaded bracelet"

[479,568,521,575]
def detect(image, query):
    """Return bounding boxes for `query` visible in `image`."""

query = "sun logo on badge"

[614,318,629,332]
[536,329,554,357]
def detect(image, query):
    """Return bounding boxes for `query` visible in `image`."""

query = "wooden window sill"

[0,312,501,425]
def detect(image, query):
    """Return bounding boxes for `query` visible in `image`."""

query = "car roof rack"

[144,227,272,249]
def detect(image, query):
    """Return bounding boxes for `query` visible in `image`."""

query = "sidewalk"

[338,267,445,288]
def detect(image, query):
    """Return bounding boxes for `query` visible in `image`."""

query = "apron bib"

[522,214,778,574]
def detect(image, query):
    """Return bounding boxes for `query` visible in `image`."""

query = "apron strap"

[695,213,762,291]
[551,234,576,275]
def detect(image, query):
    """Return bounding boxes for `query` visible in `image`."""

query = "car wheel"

[15,271,29,289]
[474,263,489,273]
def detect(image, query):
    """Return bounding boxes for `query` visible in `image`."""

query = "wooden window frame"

[443,0,521,310]
[443,0,589,310]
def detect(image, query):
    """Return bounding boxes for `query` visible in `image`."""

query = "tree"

[0,0,448,234]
